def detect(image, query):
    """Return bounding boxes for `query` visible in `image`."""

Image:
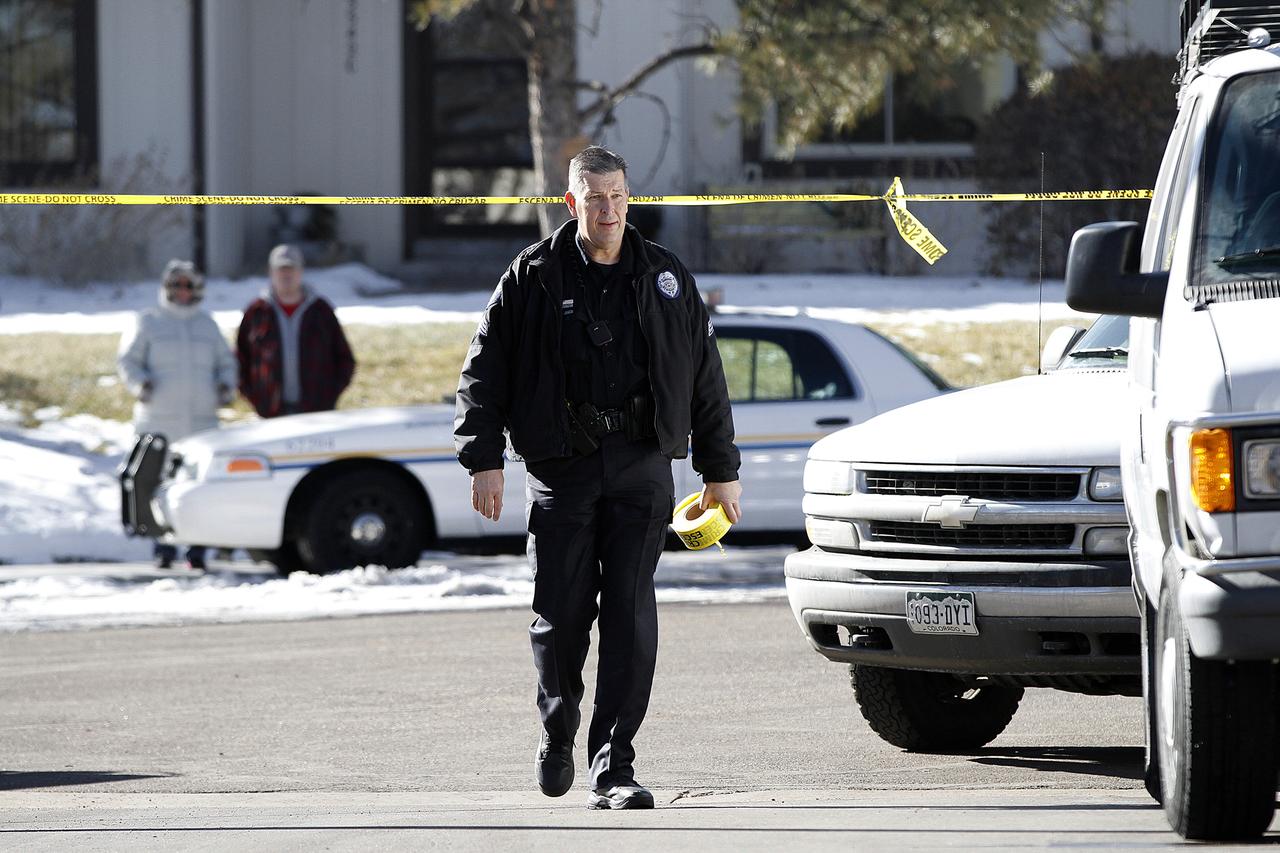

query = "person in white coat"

[118,259,237,569]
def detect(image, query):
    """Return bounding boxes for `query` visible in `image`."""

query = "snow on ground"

[0,547,792,633]
[0,406,152,565]
[0,264,1089,336]
[0,263,1094,632]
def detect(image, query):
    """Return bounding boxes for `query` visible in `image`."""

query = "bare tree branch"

[578,41,718,122]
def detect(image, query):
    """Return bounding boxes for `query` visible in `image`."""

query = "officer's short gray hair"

[568,146,628,196]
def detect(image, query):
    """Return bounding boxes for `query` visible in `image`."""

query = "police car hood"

[809,369,1126,467]
[171,405,458,460]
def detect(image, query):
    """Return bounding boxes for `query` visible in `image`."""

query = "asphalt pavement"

[1,598,1274,850]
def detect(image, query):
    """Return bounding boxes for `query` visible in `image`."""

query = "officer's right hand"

[471,469,504,521]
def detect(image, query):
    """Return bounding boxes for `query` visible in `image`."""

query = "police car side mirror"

[1065,221,1167,319]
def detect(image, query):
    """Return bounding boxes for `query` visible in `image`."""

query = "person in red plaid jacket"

[236,244,356,418]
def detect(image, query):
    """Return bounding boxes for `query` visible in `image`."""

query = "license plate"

[904,590,978,635]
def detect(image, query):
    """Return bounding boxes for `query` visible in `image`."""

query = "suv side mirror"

[1065,222,1167,318]
[1040,325,1085,372]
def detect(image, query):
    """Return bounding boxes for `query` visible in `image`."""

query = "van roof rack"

[1180,1,1280,85]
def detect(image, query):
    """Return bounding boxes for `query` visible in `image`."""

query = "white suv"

[785,316,1136,752]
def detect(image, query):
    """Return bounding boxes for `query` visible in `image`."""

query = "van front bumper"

[1175,551,1280,660]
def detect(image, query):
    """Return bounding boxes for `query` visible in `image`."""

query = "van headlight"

[1244,439,1280,499]
[206,452,272,481]
[803,460,853,495]
[1088,467,1124,501]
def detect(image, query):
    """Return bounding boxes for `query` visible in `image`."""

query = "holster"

[566,401,601,456]
[624,393,657,441]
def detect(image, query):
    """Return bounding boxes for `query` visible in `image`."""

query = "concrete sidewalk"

[2,788,1225,851]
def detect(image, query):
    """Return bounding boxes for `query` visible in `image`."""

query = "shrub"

[0,151,187,286]
[974,52,1177,276]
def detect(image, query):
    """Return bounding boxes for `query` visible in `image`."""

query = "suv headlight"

[803,460,852,495]
[1088,467,1124,501]
[1244,439,1280,499]
[206,452,272,481]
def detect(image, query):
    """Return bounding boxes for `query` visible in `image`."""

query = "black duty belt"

[566,397,655,455]
[587,407,625,436]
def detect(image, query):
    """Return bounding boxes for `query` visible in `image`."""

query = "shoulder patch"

[656,270,680,299]
[707,318,715,337]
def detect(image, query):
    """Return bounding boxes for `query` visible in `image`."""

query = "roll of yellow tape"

[671,491,732,551]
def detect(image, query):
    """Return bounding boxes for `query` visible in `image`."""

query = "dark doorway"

[402,3,538,261]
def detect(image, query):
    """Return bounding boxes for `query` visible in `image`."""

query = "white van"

[1066,1,1280,840]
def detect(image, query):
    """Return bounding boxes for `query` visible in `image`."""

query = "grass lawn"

[0,318,1082,429]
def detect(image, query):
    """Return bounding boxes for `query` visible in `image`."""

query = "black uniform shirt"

[561,235,650,410]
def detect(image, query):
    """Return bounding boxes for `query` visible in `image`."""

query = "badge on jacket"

[656,270,679,300]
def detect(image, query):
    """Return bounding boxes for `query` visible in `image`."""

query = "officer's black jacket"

[454,220,740,483]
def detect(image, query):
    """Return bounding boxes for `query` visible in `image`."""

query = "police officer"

[454,146,742,810]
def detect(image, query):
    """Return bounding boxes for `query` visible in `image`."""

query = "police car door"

[703,324,873,534]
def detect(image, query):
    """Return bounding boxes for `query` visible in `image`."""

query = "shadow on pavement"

[967,745,1144,781]
[0,771,172,790]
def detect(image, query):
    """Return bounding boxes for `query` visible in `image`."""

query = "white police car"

[124,312,947,573]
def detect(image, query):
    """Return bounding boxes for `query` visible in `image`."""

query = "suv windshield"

[1195,70,1280,287]
[1063,314,1128,368]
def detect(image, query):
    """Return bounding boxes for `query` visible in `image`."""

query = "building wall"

[86,0,1186,280]
[203,0,402,276]
[576,0,741,263]
[96,0,194,273]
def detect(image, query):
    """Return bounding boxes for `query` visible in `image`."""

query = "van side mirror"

[1040,325,1085,372]
[1065,222,1167,318]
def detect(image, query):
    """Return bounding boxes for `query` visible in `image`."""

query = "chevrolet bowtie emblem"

[922,495,980,528]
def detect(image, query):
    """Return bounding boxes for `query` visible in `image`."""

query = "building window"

[0,0,97,186]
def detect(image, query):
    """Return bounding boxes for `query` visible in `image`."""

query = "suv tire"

[851,664,1023,752]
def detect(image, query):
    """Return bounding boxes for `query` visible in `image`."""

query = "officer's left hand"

[701,480,742,524]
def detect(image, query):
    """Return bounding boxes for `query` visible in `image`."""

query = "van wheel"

[1155,576,1277,840]
[295,469,425,574]
[1139,592,1162,803]
[850,665,1022,751]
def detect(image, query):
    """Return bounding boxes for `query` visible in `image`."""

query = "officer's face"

[566,170,628,260]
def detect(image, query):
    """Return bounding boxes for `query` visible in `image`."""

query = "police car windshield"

[1064,314,1128,366]
[1196,70,1280,285]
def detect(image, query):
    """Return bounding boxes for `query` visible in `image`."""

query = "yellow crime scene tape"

[671,491,733,553]
[0,181,1153,267]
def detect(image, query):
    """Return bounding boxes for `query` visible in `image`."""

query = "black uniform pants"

[525,433,673,789]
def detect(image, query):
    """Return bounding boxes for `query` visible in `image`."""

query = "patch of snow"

[0,547,790,633]
[0,264,1092,335]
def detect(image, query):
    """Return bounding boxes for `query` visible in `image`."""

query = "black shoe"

[536,733,574,797]
[587,783,654,810]
[155,554,172,570]
[187,555,206,570]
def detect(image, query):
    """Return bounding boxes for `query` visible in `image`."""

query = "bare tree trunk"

[526,0,583,237]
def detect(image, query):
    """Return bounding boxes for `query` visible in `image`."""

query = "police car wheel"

[296,469,425,574]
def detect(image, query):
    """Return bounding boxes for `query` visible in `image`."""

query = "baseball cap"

[269,243,303,269]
